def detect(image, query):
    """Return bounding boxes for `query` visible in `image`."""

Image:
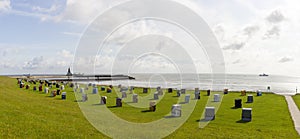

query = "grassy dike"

[0,76,299,138]
[0,76,108,138]
[166,92,299,138]
[293,94,300,110]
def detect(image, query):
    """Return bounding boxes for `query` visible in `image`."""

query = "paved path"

[285,95,300,135]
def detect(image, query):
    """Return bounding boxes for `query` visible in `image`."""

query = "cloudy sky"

[0,0,299,76]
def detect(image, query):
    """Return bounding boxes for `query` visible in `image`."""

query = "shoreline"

[10,75,299,96]
[76,82,300,96]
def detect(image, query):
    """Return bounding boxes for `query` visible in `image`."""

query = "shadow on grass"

[92,103,103,106]
[179,102,187,104]
[126,102,137,104]
[236,120,251,123]
[245,102,253,103]
[74,100,86,102]
[54,98,64,100]
[141,110,154,113]
[196,119,213,122]
[107,106,121,108]
[164,115,180,118]
[231,106,241,109]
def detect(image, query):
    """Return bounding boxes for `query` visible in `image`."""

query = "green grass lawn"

[0,76,299,138]
[0,77,108,138]
[293,94,300,110]
[166,92,298,138]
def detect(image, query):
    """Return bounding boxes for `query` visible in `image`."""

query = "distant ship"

[259,73,269,76]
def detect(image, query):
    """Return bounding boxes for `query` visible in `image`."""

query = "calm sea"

[91,74,300,95]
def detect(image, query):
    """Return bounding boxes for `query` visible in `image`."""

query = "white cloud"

[55,49,74,68]
[0,61,15,69]
[2,0,300,76]
[32,4,60,13]
[0,51,17,70]
[213,24,225,42]
[0,47,19,57]
[0,1,66,22]
[106,20,161,45]
[13,49,74,73]
[263,26,280,39]
[4,0,119,24]
[72,55,115,74]
[243,25,260,38]
[61,31,82,37]
[57,49,74,59]
[205,0,300,75]
[0,0,10,12]
[223,42,245,50]
[52,0,112,24]
[22,56,44,70]
[130,54,177,73]
[266,10,286,24]
[232,59,241,64]
[278,56,293,63]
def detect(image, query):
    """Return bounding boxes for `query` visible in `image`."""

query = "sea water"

[87,74,300,95]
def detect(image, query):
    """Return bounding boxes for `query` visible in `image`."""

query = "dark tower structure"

[66,67,72,79]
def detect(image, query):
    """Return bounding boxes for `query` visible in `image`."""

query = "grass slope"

[0,77,108,138]
[293,94,300,110]
[0,76,299,138]
[166,92,299,138]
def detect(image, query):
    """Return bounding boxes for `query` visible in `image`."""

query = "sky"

[0,0,299,76]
